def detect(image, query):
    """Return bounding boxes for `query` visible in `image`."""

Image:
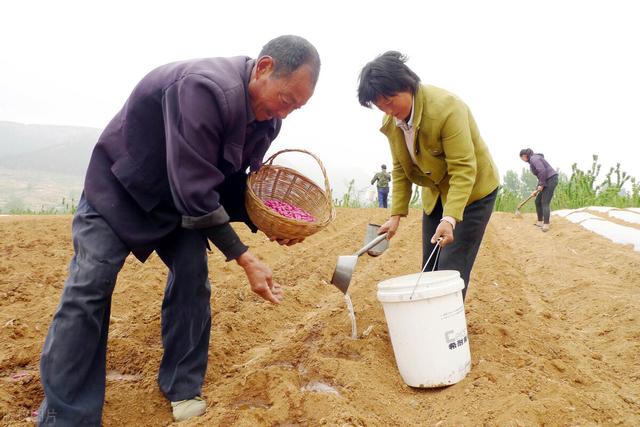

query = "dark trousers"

[422,188,497,300]
[535,174,558,224]
[377,187,389,208]
[38,196,211,426]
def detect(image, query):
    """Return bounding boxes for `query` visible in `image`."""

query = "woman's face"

[520,155,529,162]
[373,92,413,122]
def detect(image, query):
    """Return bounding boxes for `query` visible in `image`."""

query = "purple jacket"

[528,153,557,187]
[84,56,281,261]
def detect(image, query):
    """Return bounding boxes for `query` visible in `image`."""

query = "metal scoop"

[364,223,389,256]
[330,233,388,294]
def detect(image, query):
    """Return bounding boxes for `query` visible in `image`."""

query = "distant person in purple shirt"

[36,35,320,425]
[520,148,558,232]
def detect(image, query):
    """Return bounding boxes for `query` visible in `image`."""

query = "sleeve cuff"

[390,207,409,216]
[442,209,463,222]
[441,216,457,229]
[204,222,248,261]
[182,206,231,229]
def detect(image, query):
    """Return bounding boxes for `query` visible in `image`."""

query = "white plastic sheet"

[608,210,640,225]
[552,209,581,218]
[552,208,640,251]
[579,219,640,251]
[586,206,614,213]
[563,211,601,224]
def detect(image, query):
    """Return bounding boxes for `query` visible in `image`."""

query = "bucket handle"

[409,238,443,300]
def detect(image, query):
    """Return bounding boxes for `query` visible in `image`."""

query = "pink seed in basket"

[264,199,316,222]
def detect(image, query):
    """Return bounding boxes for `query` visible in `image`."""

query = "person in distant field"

[519,148,558,232]
[371,164,391,208]
[357,51,500,300]
[36,35,320,426]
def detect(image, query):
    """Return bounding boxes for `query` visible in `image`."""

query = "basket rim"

[246,164,336,226]
[261,148,333,200]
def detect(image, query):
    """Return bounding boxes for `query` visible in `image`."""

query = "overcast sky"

[2,0,639,195]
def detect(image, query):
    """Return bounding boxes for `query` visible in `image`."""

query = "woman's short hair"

[358,51,421,108]
[520,148,534,157]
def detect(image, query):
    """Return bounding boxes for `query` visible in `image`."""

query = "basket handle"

[261,148,334,204]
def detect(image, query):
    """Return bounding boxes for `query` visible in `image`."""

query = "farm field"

[1,208,639,426]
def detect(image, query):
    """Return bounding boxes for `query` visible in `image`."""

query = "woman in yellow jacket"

[358,51,500,300]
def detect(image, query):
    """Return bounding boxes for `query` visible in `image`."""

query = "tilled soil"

[1,209,639,426]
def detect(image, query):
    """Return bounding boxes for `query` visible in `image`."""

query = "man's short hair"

[259,35,321,86]
[358,51,421,108]
[381,164,387,169]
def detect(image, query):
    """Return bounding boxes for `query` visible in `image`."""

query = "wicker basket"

[245,149,336,239]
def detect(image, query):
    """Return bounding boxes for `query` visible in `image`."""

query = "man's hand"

[379,215,401,239]
[236,251,283,304]
[431,220,454,247]
[269,236,305,246]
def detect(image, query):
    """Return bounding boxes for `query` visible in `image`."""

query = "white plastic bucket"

[377,270,471,387]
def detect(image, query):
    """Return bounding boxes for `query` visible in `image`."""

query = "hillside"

[1,209,638,426]
[0,121,100,160]
[0,121,101,212]
[0,121,374,212]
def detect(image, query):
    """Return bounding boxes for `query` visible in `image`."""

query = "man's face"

[373,91,413,122]
[248,57,315,121]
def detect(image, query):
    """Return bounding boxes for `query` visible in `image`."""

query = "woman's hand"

[431,220,454,247]
[379,215,401,239]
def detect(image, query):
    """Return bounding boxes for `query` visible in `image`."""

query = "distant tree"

[502,170,521,196]
[4,195,26,213]
[520,168,538,195]
[502,168,537,198]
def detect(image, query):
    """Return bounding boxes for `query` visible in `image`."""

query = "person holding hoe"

[519,148,558,232]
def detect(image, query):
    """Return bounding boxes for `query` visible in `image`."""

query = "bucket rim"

[376,270,463,302]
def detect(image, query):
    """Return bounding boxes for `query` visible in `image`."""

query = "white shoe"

[171,396,206,422]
